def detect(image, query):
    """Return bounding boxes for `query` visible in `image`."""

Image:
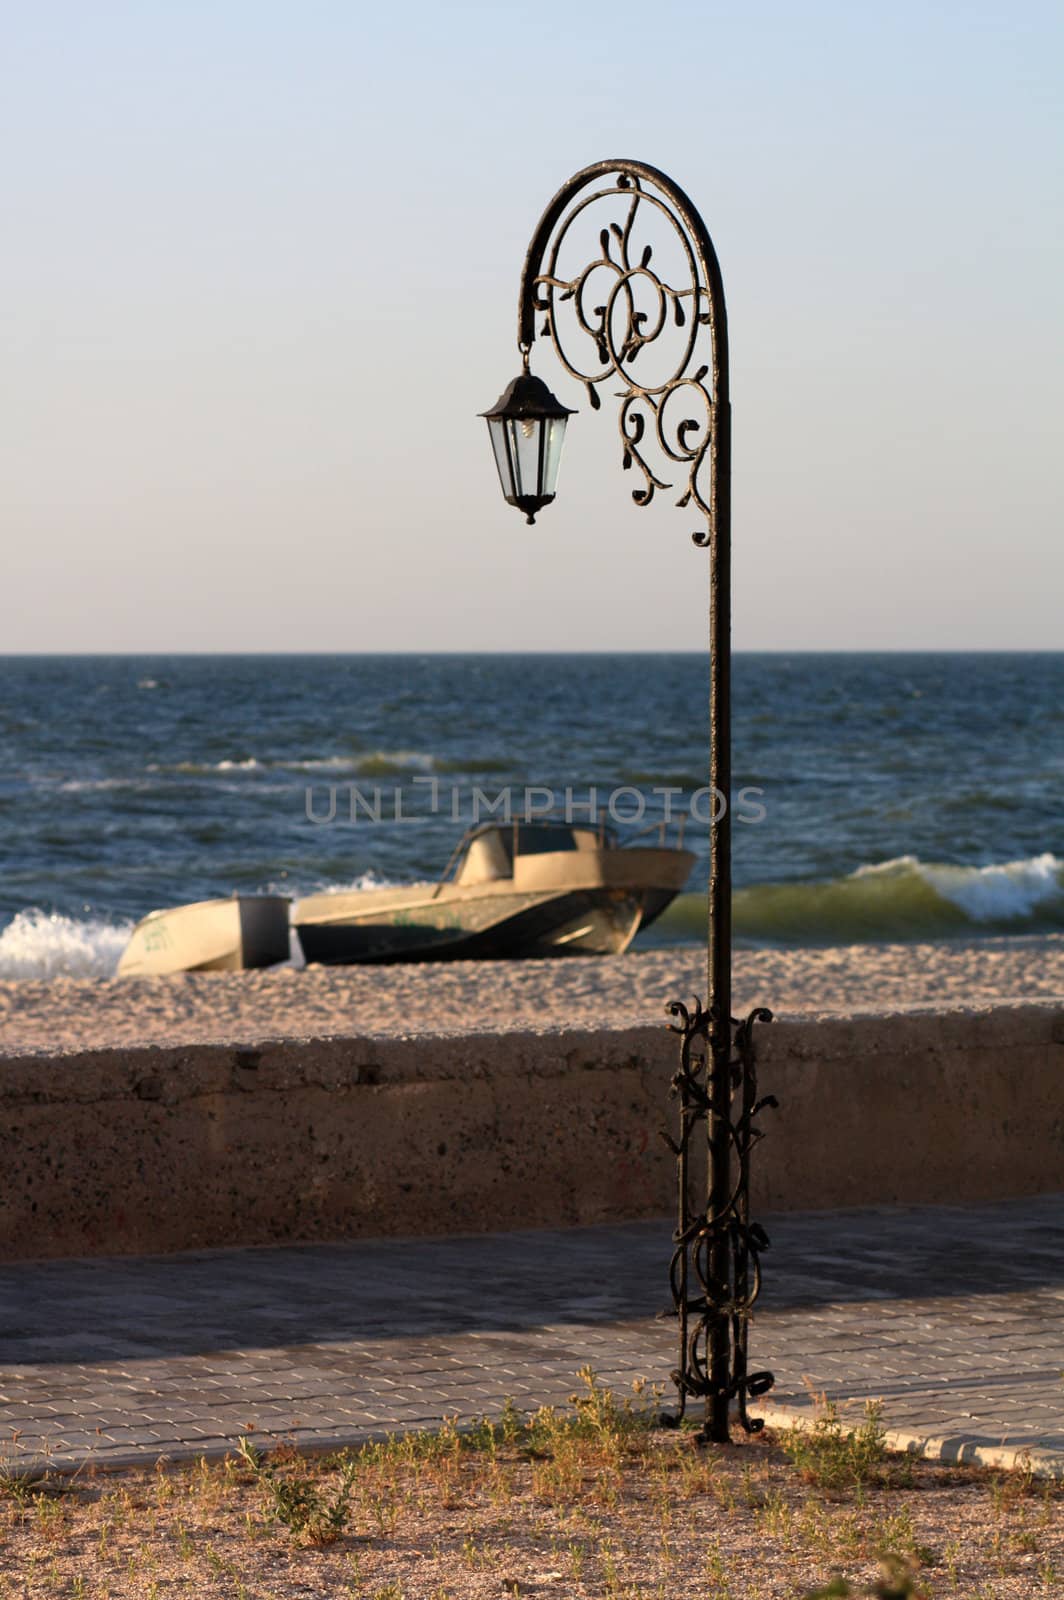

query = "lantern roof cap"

[480,371,576,421]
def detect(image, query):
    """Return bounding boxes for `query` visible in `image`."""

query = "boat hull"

[294,887,644,964]
[292,844,694,965]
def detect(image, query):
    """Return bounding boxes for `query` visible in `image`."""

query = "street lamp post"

[482,160,776,1443]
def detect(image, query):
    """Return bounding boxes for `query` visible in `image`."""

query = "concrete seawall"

[2,1001,1062,1261]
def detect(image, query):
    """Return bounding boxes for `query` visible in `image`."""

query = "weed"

[567,1538,588,1581]
[989,1458,1036,1518]
[498,1397,524,1443]
[872,1506,923,1559]
[675,1443,719,1498]
[238,1433,360,1545]
[781,1399,888,1491]
[364,1487,400,1539]
[801,1553,925,1598]
[711,1472,738,1512]
[599,1537,623,1597]
[757,1487,794,1542]
[32,1494,68,1544]
[942,1537,961,1585]
[241,1508,264,1541]
[703,1542,733,1600]
[0,1467,44,1507]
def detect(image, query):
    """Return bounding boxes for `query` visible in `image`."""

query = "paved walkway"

[2,1196,1062,1477]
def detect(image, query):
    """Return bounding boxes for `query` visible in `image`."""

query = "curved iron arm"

[516,159,730,544]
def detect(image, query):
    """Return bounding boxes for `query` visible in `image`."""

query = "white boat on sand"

[117,895,291,978]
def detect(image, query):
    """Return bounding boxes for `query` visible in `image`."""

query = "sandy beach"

[2,934,1062,1054]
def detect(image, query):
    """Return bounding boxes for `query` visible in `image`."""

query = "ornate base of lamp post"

[662,999,776,1441]
[482,159,777,1442]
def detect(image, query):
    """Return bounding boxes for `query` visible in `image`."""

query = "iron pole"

[706,396,733,1443]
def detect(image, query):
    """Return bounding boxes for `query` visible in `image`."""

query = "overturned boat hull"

[117,895,291,977]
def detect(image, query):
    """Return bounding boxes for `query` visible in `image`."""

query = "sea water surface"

[1,652,1062,977]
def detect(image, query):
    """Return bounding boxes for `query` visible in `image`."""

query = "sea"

[1,652,1062,980]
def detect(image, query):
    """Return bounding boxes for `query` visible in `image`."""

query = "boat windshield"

[513,825,572,856]
[502,823,605,859]
[447,821,612,889]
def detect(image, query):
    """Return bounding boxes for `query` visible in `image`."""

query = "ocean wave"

[353,750,437,777]
[648,853,1064,947]
[144,753,442,778]
[293,752,511,777]
[147,759,264,775]
[852,853,1063,923]
[282,757,361,773]
[139,751,519,780]
[0,910,133,980]
[56,777,147,793]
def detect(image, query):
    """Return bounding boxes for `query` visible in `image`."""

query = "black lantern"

[480,371,575,524]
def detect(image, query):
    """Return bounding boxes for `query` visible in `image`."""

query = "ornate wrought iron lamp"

[482,159,776,1444]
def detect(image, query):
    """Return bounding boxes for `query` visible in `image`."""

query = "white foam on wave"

[312,870,406,896]
[854,852,1064,922]
[146,758,263,774]
[143,753,440,778]
[0,910,133,980]
[284,757,361,772]
[57,777,145,793]
[280,752,438,775]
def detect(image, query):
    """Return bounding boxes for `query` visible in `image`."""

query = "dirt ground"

[2,1380,1060,1599]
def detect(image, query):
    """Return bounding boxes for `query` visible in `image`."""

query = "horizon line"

[1,647,1063,660]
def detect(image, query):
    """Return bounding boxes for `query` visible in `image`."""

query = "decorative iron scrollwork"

[661,998,777,1434]
[519,162,728,547]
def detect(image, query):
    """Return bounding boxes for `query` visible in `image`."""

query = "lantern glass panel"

[510,417,544,498]
[542,416,567,496]
[487,418,515,498]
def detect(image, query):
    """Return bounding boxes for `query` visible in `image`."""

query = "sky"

[2,1,1061,652]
